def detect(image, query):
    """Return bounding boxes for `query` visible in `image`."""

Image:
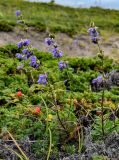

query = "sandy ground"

[0,28,119,58]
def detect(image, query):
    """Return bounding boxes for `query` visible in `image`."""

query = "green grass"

[0,0,119,35]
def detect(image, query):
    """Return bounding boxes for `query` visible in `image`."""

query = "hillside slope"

[0,0,119,57]
[1,0,119,35]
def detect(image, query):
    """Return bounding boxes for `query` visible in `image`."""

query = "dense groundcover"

[0,43,119,159]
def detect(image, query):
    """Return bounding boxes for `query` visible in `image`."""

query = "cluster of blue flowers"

[16,39,30,58]
[16,10,48,85]
[45,35,63,58]
[17,39,30,48]
[16,38,46,84]
[45,35,69,87]
[16,11,68,85]
[16,39,40,69]
[45,35,68,70]
[88,27,99,44]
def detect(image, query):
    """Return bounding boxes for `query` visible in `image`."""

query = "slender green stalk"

[47,128,52,160]
[17,14,29,38]
[40,96,49,131]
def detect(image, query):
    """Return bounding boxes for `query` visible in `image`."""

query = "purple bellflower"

[23,39,30,46]
[51,47,63,58]
[92,75,102,84]
[88,27,99,44]
[58,61,68,70]
[22,49,32,58]
[45,37,53,45]
[16,53,22,59]
[17,41,23,48]
[30,56,39,68]
[37,74,47,85]
[16,10,21,16]
[22,48,28,54]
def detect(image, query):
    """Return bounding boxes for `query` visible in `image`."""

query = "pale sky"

[28,0,119,9]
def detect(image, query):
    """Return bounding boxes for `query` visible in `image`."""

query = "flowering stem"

[56,110,69,136]
[113,118,117,132]
[66,68,73,119]
[97,41,105,137]
[78,126,83,160]
[30,70,35,84]
[16,12,29,38]
[101,89,105,136]
[112,108,117,132]
[48,82,69,136]
[44,57,70,136]
[97,41,102,53]
[20,15,29,35]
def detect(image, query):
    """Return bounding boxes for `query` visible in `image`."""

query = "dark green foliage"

[0,20,14,32]
[0,44,20,58]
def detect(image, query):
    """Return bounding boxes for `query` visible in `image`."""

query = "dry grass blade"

[7,130,29,160]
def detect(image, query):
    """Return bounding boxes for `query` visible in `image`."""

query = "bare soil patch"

[0,28,119,58]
